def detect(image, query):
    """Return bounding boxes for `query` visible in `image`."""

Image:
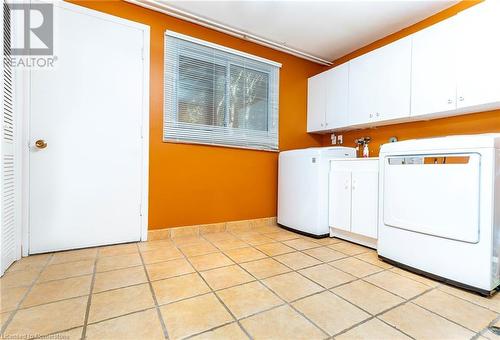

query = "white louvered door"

[1,0,21,275]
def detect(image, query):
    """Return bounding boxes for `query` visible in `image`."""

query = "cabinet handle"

[325,122,328,126]
[376,112,380,117]
[447,99,453,104]
[320,123,324,127]
[459,96,464,102]
[369,113,373,118]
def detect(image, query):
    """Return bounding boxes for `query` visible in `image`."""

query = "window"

[164,31,280,151]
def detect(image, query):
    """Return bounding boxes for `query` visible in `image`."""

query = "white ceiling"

[162,0,459,63]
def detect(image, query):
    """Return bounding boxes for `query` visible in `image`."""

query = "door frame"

[16,1,150,256]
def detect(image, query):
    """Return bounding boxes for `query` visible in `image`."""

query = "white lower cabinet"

[351,169,378,239]
[329,170,352,232]
[329,158,379,247]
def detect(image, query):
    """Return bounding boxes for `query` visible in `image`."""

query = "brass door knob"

[35,139,47,149]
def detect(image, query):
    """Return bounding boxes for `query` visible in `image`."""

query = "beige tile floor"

[1,225,499,340]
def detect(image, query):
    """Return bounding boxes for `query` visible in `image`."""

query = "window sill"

[163,139,280,153]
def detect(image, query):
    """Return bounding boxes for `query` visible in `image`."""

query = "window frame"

[164,31,281,151]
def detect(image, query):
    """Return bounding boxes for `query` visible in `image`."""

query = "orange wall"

[320,0,500,154]
[70,1,325,229]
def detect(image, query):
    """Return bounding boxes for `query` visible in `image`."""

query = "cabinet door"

[348,51,378,125]
[351,170,378,239]
[374,37,412,122]
[456,1,500,109]
[325,63,349,129]
[307,73,326,132]
[349,37,411,125]
[411,19,458,117]
[329,170,351,231]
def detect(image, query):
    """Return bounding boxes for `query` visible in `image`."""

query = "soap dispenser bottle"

[363,143,369,158]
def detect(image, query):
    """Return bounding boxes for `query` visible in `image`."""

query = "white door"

[411,19,458,117]
[29,3,148,253]
[307,73,326,132]
[351,170,378,239]
[325,63,349,129]
[456,1,500,109]
[329,170,351,231]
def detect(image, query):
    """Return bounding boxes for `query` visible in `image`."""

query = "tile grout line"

[430,285,500,315]
[181,320,240,340]
[325,258,452,339]
[227,230,438,339]
[233,235,343,339]
[203,228,396,338]
[136,242,170,339]
[226,228,388,283]
[197,226,304,338]
[198,228,332,339]
[235,227,344,340]
[0,253,54,337]
[409,291,496,336]
[9,292,96,312]
[370,266,500,335]
[31,247,500,340]
[80,249,101,339]
[334,259,499,339]
[182,246,255,340]
[476,313,500,338]
[330,278,438,338]
[5,227,498,340]
[328,281,438,339]
[5,258,150,312]
[35,307,159,340]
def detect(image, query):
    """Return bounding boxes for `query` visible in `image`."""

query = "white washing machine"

[278,146,356,237]
[378,134,500,295]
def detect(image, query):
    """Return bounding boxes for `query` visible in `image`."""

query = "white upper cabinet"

[325,63,349,129]
[306,1,500,133]
[374,37,412,122]
[349,37,411,126]
[307,64,349,132]
[456,1,500,110]
[348,50,379,125]
[307,72,327,132]
[411,18,458,117]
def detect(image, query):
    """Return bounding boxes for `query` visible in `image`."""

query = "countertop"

[331,157,379,161]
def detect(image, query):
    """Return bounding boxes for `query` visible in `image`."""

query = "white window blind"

[164,31,280,151]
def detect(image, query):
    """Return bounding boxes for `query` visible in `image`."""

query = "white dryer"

[278,147,356,237]
[378,134,500,295]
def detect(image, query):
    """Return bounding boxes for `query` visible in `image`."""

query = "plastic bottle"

[363,143,369,158]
